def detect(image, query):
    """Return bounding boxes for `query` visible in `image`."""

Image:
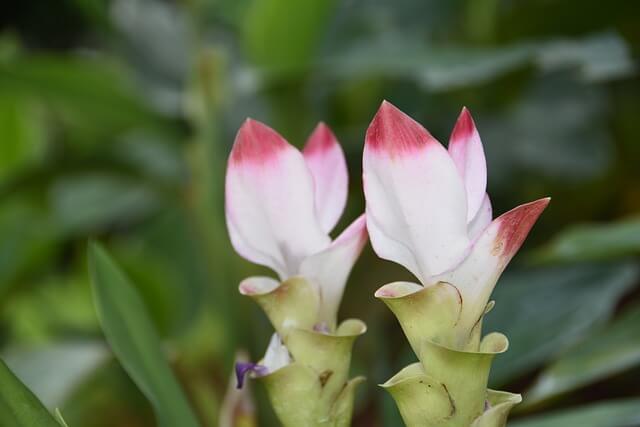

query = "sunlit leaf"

[88,242,200,427]
[0,358,60,427]
[0,96,45,182]
[486,262,639,386]
[243,0,337,72]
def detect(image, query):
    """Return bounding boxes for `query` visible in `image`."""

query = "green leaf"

[0,358,60,427]
[2,342,108,408]
[522,304,640,407]
[531,217,640,264]
[509,398,640,427]
[54,409,69,427]
[243,0,337,72]
[485,262,638,386]
[88,242,200,427]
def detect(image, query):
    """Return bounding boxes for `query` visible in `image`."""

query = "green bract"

[377,283,516,427]
[241,277,366,427]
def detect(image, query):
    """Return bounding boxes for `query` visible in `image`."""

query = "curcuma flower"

[363,101,549,427]
[226,119,367,426]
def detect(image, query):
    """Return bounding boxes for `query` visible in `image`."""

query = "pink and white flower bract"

[363,101,549,338]
[226,119,368,327]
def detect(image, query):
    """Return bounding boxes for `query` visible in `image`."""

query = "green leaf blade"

[88,241,200,427]
[0,358,60,427]
[510,398,640,427]
[523,304,640,407]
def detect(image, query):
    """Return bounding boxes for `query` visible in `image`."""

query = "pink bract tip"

[230,119,289,165]
[450,107,477,145]
[365,101,439,156]
[303,122,338,156]
[495,197,550,259]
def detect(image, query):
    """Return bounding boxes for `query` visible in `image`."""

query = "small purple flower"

[235,362,268,389]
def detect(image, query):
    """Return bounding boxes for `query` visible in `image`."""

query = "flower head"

[363,101,549,345]
[226,119,368,327]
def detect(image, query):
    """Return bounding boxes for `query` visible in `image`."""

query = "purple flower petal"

[235,362,268,389]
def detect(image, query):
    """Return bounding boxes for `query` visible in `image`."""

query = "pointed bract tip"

[230,119,289,164]
[366,101,436,155]
[494,197,550,259]
[303,121,338,155]
[450,106,478,144]
[333,214,367,246]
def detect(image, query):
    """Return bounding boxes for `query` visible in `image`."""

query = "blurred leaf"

[113,208,211,336]
[60,361,155,427]
[3,342,108,409]
[50,173,160,234]
[536,32,635,82]
[319,32,633,92]
[0,200,59,296]
[532,217,640,264]
[322,38,533,90]
[483,75,611,186]
[509,398,640,427]
[2,274,98,343]
[243,0,337,72]
[0,358,60,427]
[113,243,189,336]
[112,134,187,184]
[486,262,639,386]
[110,0,189,115]
[0,54,163,141]
[522,304,640,407]
[0,96,45,182]
[88,242,200,427]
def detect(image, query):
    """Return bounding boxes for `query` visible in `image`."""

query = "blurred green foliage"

[0,0,639,425]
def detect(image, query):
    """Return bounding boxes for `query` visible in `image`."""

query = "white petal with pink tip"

[435,198,549,329]
[448,108,488,222]
[226,119,330,279]
[300,215,368,327]
[467,194,492,241]
[363,102,471,282]
[303,123,349,234]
